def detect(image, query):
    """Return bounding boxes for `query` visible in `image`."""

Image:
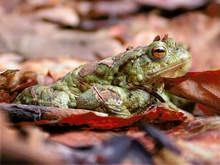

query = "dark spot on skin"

[113,78,120,86]
[118,61,128,73]
[128,93,132,98]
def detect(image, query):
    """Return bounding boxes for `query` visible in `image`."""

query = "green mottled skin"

[13,36,191,117]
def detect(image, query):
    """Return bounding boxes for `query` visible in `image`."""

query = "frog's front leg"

[13,85,76,108]
[76,86,132,117]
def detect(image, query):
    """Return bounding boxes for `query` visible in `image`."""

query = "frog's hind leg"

[13,85,71,108]
[76,86,131,117]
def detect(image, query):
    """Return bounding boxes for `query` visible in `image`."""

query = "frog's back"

[59,46,148,91]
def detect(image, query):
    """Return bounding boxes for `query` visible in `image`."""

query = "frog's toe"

[107,107,131,118]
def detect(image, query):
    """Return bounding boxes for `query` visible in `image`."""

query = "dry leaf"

[0,70,19,103]
[1,103,186,130]
[0,112,73,164]
[167,117,220,164]
[0,69,51,103]
[0,53,23,71]
[49,131,114,147]
[164,70,220,114]
[34,5,79,27]
[20,58,87,80]
[0,14,123,61]
[136,0,208,10]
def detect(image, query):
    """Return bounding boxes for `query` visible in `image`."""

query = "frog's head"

[142,34,191,78]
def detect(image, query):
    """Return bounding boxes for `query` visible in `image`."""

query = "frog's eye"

[152,46,166,59]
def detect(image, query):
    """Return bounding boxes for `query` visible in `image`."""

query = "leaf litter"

[0,0,220,164]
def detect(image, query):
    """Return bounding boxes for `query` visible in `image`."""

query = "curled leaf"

[164,70,220,115]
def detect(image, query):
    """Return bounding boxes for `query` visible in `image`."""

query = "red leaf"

[164,70,220,115]
[144,106,163,119]
[2,103,186,130]
[145,106,186,121]
[35,106,186,129]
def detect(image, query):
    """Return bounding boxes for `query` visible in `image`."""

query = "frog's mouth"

[147,59,190,78]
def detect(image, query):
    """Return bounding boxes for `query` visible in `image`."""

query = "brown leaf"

[92,0,139,16]
[0,53,23,72]
[0,69,19,89]
[164,70,220,114]
[10,71,45,93]
[0,14,123,61]
[0,0,59,14]
[34,5,80,27]
[166,117,220,164]
[19,58,87,81]
[49,131,114,147]
[0,90,17,103]
[0,69,51,103]
[0,112,84,164]
[0,70,19,103]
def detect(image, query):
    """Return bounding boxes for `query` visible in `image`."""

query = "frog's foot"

[13,85,72,108]
[76,87,131,118]
[105,105,131,118]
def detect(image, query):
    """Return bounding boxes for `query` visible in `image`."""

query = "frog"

[13,34,191,118]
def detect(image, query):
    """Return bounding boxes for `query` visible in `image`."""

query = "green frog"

[13,35,191,117]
